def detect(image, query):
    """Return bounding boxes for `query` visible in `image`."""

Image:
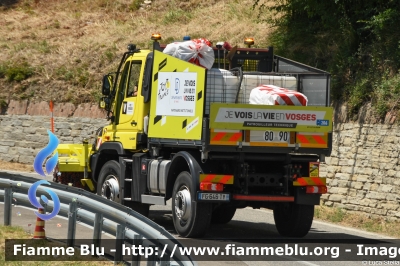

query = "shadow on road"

[148,209,381,242]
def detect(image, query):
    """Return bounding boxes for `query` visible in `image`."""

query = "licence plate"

[250,130,290,143]
[197,193,230,202]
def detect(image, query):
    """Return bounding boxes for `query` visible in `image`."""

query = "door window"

[126,62,142,97]
[115,63,130,124]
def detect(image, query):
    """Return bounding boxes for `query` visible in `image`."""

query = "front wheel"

[97,160,121,203]
[172,171,212,238]
[273,203,314,237]
[97,160,149,216]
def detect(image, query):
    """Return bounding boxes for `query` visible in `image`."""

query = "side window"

[115,63,130,124]
[126,62,142,97]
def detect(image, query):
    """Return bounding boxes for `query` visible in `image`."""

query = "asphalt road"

[149,201,394,266]
[1,170,395,266]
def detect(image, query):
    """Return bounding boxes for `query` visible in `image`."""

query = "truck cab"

[100,46,151,151]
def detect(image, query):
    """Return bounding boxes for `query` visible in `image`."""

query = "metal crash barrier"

[0,172,196,266]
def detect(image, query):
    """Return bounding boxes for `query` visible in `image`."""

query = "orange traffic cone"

[33,208,46,239]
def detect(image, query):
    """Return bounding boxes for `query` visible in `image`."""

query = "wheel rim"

[101,175,119,201]
[174,185,192,222]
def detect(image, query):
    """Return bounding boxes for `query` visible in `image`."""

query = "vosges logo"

[28,130,61,221]
[175,78,180,94]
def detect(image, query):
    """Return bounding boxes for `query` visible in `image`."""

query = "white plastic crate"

[205,68,240,114]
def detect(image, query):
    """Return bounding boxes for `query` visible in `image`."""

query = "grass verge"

[0,160,34,173]
[315,205,400,238]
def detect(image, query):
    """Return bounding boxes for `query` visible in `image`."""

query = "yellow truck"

[55,36,333,238]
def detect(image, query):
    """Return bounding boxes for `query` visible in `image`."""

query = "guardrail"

[0,172,196,266]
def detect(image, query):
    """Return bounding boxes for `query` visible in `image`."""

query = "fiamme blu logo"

[28,130,61,221]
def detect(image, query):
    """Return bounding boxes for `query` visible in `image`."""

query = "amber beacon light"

[151,33,162,41]
[244,37,255,48]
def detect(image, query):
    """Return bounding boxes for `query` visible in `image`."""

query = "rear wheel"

[97,160,149,217]
[273,203,314,237]
[172,171,212,238]
[211,205,236,224]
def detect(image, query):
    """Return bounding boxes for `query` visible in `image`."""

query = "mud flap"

[295,187,321,205]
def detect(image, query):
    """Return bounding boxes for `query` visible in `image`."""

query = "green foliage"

[104,45,118,62]
[54,64,90,87]
[74,11,82,19]
[19,0,35,14]
[52,20,61,29]
[226,0,247,19]
[13,42,30,52]
[129,0,142,11]
[91,86,103,102]
[330,208,346,223]
[372,73,400,118]
[2,61,34,82]
[55,66,74,81]
[254,0,400,119]
[0,97,7,109]
[19,90,34,100]
[0,63,5,78]
[163,9,192,25]
[75,65,90,87]
[347,78,372,115]
[34,40,52,54]
[314,206,346,223]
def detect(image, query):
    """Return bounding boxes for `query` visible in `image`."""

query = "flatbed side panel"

[208,129,329,149]
[209,128,242,146]
[205,145,332,155]
[210,103,333,133]
[148,50,206,140]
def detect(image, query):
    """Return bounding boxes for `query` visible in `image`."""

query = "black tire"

[97,160,149,217]
[172,171,212,238]
[273,203,314,237]
[211,205,236,224]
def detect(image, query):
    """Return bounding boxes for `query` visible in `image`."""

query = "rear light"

[306,185,327,194]
[200,182,223,192]
[291,164,303,179]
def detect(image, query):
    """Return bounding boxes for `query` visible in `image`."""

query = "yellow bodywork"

[148,50,206,140]
[101,50,151,150]
[56,50,152,175]
[56,143,91,172]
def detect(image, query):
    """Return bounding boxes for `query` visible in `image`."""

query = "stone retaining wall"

[6,100,106,118]
[320,123,400,220]
[0,115,107,164]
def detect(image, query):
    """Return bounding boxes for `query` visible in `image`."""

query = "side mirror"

[102,75,113,96]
